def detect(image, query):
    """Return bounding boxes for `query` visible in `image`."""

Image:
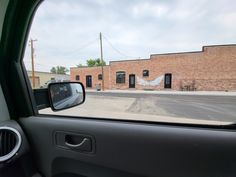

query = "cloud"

[132,2,169,18]
[23,0,236,72]
[217,12,236,29]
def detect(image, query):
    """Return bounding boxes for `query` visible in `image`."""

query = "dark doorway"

[164,73,172,89]
[129,74,135,88]
[86,75,92,88]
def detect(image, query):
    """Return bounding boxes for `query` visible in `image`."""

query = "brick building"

[70,44,236,91]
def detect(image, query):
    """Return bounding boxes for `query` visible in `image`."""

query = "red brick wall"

[70,66,110,89]
[70,45,236,91]
[109,59,152,90]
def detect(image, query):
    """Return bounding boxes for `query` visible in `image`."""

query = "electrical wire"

[62,37,99,55]
[103,35,139,59]
[28,37,99,59]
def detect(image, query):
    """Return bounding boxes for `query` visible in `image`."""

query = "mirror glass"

[49,83,84,110]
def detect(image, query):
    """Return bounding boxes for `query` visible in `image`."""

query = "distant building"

[70,44,236,91]
[27,71,70,88]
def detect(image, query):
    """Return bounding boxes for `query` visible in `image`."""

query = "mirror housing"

[48,82,85,111]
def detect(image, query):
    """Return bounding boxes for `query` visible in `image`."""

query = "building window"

[75,75,80,80]
[98,74,103,80]
[116,71,125,83]
[143,70,149,77]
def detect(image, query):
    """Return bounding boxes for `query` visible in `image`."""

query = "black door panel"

[86,76,92,88]
[164,73,172,89]
[129,74,135,88]
[20,116,236,177]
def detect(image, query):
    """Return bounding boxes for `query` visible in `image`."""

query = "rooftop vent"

[0,127,21,162]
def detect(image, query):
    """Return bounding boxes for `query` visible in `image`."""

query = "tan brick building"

[70,44,236,91]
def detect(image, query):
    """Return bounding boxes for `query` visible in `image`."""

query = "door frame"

[129,74,135,88]
[86,75,92,88]
[164,73,172,89]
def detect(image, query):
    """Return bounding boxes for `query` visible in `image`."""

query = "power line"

[58,37,99,56]
[71,38,99,54]
[28,37,99,60]
[103,35,139,59]
[24,61,53,67]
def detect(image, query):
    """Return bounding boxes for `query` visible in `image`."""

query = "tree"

[86,59,96,67]
[50,67,57,74]
[95,58,106,66]
[50,66,69,74]
[86,58,106,67]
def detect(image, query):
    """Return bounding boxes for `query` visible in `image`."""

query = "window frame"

[75,75,80,81]
[143,70,149,77]
[116,71,126,84]
[16,0,235,130]
[98,74,103,80]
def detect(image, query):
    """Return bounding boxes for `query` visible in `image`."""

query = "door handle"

[65,136,92,152]
[55,131,95,153]
[65,138,89,148]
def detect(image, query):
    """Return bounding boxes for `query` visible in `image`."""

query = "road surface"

[40,92,236,124]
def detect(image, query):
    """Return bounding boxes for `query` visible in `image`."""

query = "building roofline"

[69,44,236,69]
[70,65,109,69]
[27,70,70,76]
[150,50,202,57]
[109,44,236,62]
[109,58,149,64]
[203,44,236,48]
[150,44,236,57]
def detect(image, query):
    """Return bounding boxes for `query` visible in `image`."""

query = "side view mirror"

[48,82,85,111]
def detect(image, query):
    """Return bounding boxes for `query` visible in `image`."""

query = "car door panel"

[20,116,236,177]
[1,1,236,177]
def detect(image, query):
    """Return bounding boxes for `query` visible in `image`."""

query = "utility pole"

[99,32,105,91]
[29,38,37,88]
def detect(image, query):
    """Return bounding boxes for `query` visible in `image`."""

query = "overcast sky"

[24,0,236,72]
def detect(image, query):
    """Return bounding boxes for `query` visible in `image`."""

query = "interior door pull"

[65,138,89,148]
[55,132,94,153]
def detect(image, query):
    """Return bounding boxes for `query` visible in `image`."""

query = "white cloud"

[132,2,168,18]
[217,12,236,28]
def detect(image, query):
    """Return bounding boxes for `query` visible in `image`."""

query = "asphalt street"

[87,92,236,122]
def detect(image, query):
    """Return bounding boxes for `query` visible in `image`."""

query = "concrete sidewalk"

[85,89,236,96]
